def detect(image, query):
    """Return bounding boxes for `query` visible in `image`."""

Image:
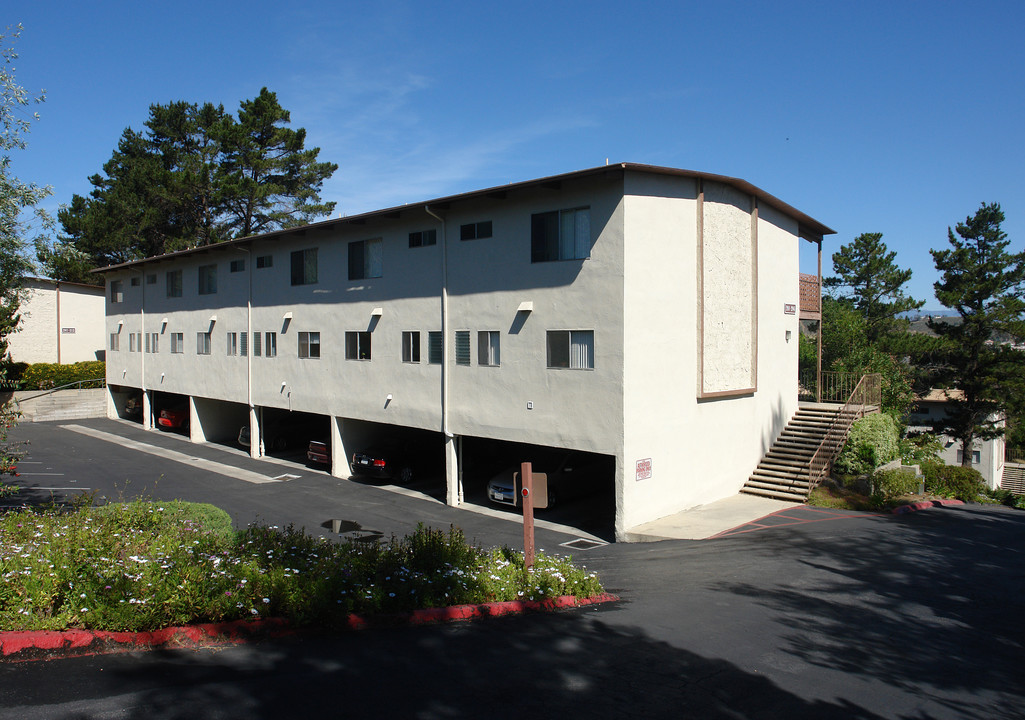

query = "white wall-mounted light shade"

[283,311,293,320]
[117,320,124,329]
[209,315,217,323]
[371,307,383,317]
[517,301,534,313]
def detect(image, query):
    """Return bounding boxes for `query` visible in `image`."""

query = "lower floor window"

[402,331,420,363]
[146,333,158,353]
[345,331,371,360]
[265,332,277,358]
[299,331,321,359]
[478,330,500,366]
[226,332,238,356]
[109,333,119,352]
[197,332,211,355]
[171,333,184,353]
[547,330,594,369]
[455,330,470,366]
[428,331,442,364]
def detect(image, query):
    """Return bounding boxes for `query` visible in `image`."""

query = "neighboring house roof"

[24,276,105,293]
[916,388,966,403]
[92,162,836,274]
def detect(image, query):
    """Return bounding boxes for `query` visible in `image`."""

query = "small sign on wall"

[61,327,76,334]
[783,304,796,315]
[636,458,652,481]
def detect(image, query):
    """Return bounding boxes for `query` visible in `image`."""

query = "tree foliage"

[929,203,1025,466]
[37,88,337,280]
[823,232,923,343]
[0,24,49,361]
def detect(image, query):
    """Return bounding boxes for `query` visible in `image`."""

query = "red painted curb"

[0,593,619,662]
[892,499,965,515]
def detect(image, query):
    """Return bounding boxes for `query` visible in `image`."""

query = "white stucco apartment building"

[7,278,106,365]
[100,163,833,539]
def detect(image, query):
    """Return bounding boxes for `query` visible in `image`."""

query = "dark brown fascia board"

[92,162,834,274]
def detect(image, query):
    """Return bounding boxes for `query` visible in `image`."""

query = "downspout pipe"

[424,204,459,506]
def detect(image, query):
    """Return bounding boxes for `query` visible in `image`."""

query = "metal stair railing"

[10,378,107,404]
[807,373,882,491]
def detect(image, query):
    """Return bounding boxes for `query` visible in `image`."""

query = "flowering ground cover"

[0,500,604,632]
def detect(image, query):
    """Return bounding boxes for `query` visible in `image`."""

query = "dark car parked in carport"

[349,445,415,483]
[487,450,609,509]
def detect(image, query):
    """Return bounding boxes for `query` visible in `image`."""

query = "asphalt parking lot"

[2,419,1024,719]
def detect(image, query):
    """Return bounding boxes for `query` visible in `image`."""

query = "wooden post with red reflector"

[521,461,535,569]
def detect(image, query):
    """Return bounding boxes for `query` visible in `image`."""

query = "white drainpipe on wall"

[425,204,461,505]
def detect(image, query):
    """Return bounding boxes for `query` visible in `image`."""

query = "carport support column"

[188,396,202,443]
[142,390,153,431]
[445,435,460,506]
[331,417,349,479]
[248,406,260,459]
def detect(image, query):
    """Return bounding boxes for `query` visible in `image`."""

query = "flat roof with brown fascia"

[917,388,966,403]
[93,162,836,275]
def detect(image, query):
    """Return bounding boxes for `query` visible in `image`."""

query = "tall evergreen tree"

[38,89,338,277]
[823,232,923,343]
[930,203,1025,466]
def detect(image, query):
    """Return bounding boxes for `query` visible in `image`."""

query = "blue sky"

[8,0,1024,307]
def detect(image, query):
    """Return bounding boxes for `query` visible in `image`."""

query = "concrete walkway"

[623,493,798,541]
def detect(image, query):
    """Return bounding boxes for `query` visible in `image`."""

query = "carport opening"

[109,385,143,424]
[459,438,616,541]
[252,408,330,460]
[151,391,191,435]
[338,419,445,489]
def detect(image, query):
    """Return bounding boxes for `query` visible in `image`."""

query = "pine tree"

[930,203,1025,467]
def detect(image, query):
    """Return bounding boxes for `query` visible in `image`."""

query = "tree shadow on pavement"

[710,505,1025,720]
[37,608,887,720]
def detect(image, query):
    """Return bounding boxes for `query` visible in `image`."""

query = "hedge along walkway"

[0,593,620,663]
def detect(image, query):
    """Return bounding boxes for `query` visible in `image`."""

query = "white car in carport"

[487,450,607,509]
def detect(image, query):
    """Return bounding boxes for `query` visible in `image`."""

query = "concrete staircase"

[7,388,107,422]
[740,403,845,502]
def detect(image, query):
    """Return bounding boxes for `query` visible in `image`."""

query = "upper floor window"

[166,270,182,298]
[146,274,157,285]
[547,330,594,370]
[256,255,273,269]
[230,259,245,273]
[171,333,184,354]
[348,238,383,280]
[291,248,318,286]
[428,331,442,365]
[240,332,248,356]
[130,277,141,287]
[299,331,321,359]
[129,332,141,352]
[460,221,492,241]
[110,280,124,304]
[265,331,277,358]
[226,332,238,356]
[146,332,158,353]
[408,229,437,248]
[531,207,590,262]
[345,331,371,360]
[402,331,420,363]
[478,331,500,367]
[198,264,217,295]
[455,330,471,366]
[109,333,120,352]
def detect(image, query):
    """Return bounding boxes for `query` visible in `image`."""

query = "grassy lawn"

[0,500,604,633]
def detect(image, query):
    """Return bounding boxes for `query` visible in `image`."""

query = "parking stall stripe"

[59,424,282,485]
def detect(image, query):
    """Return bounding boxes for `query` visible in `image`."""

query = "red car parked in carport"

[157,406,189,430]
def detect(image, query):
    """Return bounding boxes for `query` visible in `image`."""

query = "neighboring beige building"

[98,163,833,539]
[909,388,1005,490]
[7,278,106,364]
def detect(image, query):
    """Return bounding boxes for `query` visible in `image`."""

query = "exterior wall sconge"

[371,307,383,317]
[785,330,792,343]
[517,301,534,313]
[282,311,293,320]
[209,315,217,323]
[161,318,168,332]
[117,320,124,330]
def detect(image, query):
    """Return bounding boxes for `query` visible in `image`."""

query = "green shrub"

[871,468,920,498]
[19,361,106,391]
[923,463,985,502]
[834,413,900,476]
[899,433,943,465]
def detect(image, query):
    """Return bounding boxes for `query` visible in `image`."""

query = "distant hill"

[907,316,960,336]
